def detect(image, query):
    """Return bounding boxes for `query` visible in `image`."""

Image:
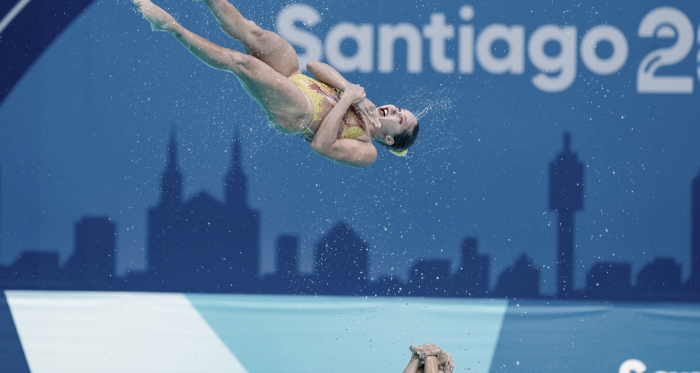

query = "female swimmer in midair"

[406,344,455,373]
[134,0,419,168]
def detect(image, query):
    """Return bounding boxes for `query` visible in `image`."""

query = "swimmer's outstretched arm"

[307,61,351,91]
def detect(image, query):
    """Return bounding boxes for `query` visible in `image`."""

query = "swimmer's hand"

[356,98,381,129]
[343,84,366,105]
[438,351,454,373]
[414,343,441,358]
[409,344,422,357]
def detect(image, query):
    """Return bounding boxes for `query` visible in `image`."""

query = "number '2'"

[637,7,695,94]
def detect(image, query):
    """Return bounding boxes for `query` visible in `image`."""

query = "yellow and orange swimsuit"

[288,73,366,141]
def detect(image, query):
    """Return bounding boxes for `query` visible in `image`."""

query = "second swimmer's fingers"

[420,344,440,353]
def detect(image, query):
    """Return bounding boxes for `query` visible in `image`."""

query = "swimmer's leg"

[135,0,311,130]
[201,0,301,77]
[135,0,235,70]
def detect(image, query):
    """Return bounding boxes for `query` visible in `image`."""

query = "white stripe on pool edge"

[0,0,32,35]
[5,291,248,373]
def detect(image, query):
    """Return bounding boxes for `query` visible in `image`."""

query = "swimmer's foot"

[134,0,177,32]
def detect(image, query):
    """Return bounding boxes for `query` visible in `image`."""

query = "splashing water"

[397,86,456,122]
[395,86,462,160]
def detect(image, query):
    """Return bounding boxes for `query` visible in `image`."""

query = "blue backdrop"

[1,0,700,296]
[1,0,700,371]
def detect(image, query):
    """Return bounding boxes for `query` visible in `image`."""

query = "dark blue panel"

[0,0,96,104]
[0,292,30,372]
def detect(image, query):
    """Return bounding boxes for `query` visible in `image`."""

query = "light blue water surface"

[187,294,508,373]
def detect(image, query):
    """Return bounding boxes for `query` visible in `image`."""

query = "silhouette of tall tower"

[686,169,700,292]
[549,133,584,297]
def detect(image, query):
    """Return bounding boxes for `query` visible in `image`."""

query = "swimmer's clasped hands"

[439,351,455,373]
[411,343,441,358]
[341,83,381,130]
[356,98,381,130]
[409,344,455,373]
[343,84,366,104]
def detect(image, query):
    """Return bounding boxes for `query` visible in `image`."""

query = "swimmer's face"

[376,105,418,137]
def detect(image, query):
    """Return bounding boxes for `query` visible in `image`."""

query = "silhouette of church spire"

[225,131,247,207]
[549,132,585,298]
[160,128,182,205]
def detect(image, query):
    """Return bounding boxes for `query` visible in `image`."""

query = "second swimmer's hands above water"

[410,343,440,358]
[409,344,455,373]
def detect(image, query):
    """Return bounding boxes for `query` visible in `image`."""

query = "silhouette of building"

[453,237,489,297]
[493,253,540,298]
[63,217,116,289]
[372,275,404,296]
[685,169,700,292]
[147,130,259,292]
[586,262,631,299]
[263,235,301,294]
[277,235,299,280]
[314,222,368,295]
[2,251,65,289]
[5,127,700,304]
[549,133,585,298]
[407,258,451,297]
[636,257,681,296]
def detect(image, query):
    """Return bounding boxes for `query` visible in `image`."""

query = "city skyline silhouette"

[0,132,698,301]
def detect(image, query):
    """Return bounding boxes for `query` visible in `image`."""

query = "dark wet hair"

[380,122,420,153]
